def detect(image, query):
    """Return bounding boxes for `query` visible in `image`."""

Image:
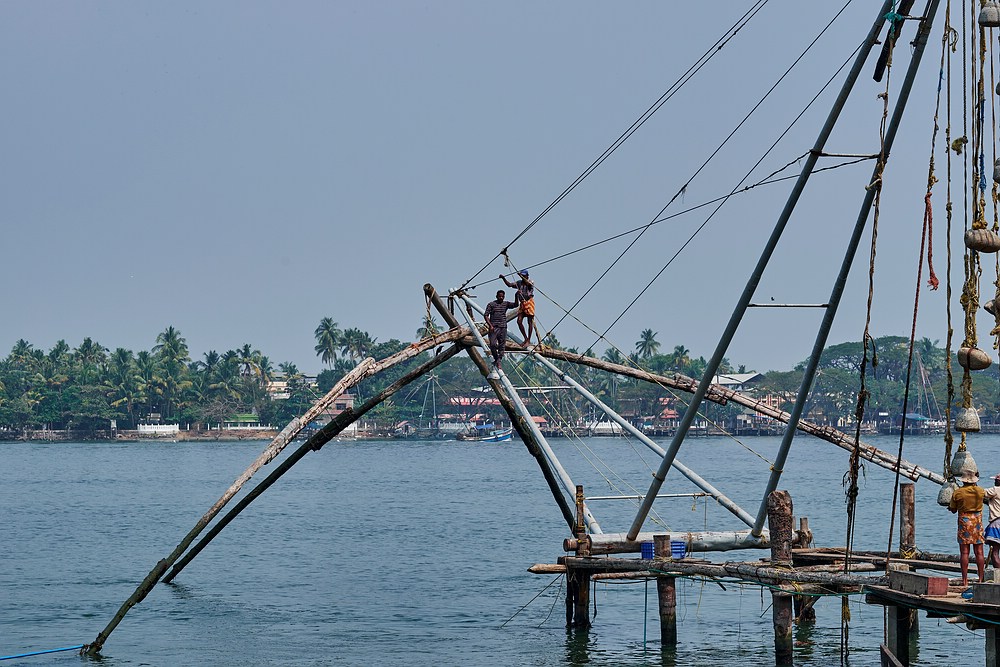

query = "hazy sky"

[1,2,979,375]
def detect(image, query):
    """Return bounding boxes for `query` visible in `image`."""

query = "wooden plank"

[889,570,949,596]
[881,643,905,667]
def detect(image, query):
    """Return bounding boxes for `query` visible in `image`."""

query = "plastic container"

[640,542,655,559]
[670,540,687,559]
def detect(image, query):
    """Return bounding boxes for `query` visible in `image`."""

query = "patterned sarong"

[519,297,535,317]
[959,511,984,545]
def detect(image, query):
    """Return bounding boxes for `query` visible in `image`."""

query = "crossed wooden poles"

[81,284,941,655]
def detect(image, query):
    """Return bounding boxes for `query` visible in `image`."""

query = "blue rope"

[0,645,84,661]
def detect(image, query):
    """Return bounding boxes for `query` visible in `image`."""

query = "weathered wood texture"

[900,483,915,555]
[768,491,794,664]
[886,605,912,666]
[564,556,885,588]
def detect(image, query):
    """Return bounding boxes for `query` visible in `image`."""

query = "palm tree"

[416,314,440,339]
[314,318,341,367]
[670,345,691,370]
[602,347,624,365]
[73,337,108,384]
[340,328,375,361]
[635,329,660,359]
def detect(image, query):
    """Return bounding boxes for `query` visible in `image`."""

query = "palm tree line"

[0,318,972,435]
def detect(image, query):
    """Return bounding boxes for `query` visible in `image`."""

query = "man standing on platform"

[484,289,517,379]
[984,473,1000,568]
[501,269,539,348]
[949,469,986,592]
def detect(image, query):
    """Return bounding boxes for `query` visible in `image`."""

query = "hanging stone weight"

[951,447,979,480]
[994,157,1000,183]
[956,406,982,433]
[985,297,999,316]
[937,481,959,507]
[958,346,993,370]
[964,228,1000,253]
[981,1,1000,27]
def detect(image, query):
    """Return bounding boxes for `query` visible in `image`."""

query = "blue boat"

[457,424,513,442]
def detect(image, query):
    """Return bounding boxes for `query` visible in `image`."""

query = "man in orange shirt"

[949,469,986,590]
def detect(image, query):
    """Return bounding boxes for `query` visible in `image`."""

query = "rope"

[0,645,85,661]
[458,0,773,291]
[544,4,863,340]
[843,3,904,660]
[943,0,956,480]
[464,156,873,292]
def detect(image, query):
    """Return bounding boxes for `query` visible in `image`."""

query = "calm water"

[0,434,993,665]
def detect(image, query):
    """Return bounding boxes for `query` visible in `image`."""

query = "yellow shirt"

[950,484,985,513]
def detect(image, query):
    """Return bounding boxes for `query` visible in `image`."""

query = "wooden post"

[898,483,919,634]
[900,483,915,555]
[653,534,677,646]
[987,625,1000,667]
[767,490,794,665]
[793,516,816,623]
[886,604,912,666]
[565,485,591,628]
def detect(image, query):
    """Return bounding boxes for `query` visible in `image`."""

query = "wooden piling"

[898,483,918,634]
[653,534,677,646]
[767,490,794,665]
[565,485,591,628]
[886,603,912,666]
[988,625,1000,667]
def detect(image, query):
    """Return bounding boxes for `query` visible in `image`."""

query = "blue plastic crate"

[670,540,687,559]
[640,542,654,559]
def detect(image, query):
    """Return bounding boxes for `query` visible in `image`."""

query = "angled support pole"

[425,283,577,531]
[463,295,754,528]
[456,294,601,534]
[750,0,942,536]
[626,0,903,541]
[84,334,466,656]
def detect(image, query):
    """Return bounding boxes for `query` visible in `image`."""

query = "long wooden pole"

[84,340,463,655]
[487,343,943,485]
[162,343,464,582]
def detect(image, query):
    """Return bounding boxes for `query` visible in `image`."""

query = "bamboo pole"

[480,342,944,486]
[84,342,462,655]
[424,283,577,530]
[164,344,463,582]
[564,556,886,587]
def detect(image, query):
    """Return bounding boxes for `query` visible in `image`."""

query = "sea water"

[0,435,990,665]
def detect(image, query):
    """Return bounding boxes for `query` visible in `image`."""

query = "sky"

[1,2,987,375]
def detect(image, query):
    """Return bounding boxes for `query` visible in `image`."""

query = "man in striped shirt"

[484,290,517,377]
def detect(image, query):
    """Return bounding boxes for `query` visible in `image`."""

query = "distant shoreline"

[0,429,281,443]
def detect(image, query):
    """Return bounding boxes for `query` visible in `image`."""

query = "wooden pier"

[528,484,1000,667]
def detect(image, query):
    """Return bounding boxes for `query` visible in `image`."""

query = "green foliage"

[0,324,974,435]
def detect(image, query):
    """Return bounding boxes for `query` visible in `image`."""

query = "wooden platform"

[866,584,1000,622]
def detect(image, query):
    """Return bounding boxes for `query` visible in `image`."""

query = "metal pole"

[456,295,602,534]
[465,296,755,528]
[750,0,943,536]
[627,0,898,541]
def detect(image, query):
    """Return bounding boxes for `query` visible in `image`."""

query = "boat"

[457,424,513,442]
